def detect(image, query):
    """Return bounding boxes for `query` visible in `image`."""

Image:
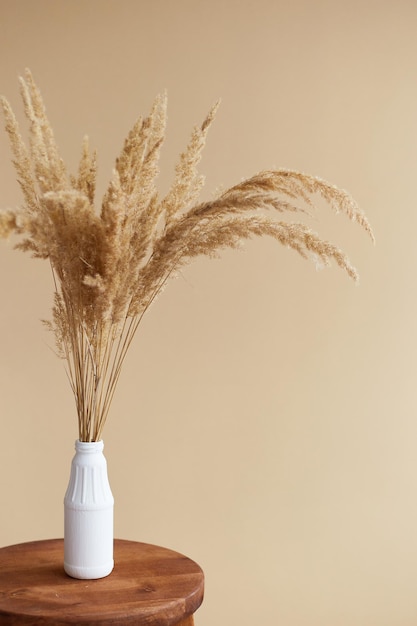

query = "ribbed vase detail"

[64,440,114,579]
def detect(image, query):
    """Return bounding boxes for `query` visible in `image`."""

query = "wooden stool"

[0,538,204,625]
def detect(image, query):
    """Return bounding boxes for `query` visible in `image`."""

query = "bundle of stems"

[0,70,373,441]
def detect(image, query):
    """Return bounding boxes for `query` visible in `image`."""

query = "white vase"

[64,440,114,579]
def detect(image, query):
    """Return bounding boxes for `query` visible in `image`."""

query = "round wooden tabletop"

[0,538,204,625]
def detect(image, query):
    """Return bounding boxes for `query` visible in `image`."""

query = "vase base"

[64,560,114,580]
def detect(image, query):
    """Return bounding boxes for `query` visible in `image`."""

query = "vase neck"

[75,440,104,454]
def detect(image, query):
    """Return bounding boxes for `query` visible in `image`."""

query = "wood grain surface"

[0,539,204,625]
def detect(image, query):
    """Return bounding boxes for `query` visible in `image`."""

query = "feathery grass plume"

[0,70,374,441]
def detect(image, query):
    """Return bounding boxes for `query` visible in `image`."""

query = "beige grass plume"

[0,70,374,441]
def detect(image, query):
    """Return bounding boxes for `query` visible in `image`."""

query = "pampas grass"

[0,70,373,441]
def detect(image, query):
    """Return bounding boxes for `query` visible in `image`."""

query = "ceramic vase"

[64,440,114,579]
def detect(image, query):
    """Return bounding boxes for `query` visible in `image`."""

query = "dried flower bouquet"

[0,70,373,441]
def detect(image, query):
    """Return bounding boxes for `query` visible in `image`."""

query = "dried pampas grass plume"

[0,70,373,441]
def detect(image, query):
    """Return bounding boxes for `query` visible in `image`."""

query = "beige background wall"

[1,1,417,624]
